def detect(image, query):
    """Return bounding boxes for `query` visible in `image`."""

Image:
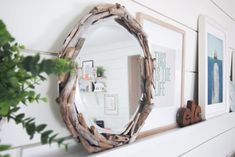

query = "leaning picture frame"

[231,49,235,85]
[136,13,185,136]
[199,15,229,120]
[82,60,94,80]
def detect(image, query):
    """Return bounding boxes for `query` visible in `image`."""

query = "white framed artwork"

[136,13,185,134]
[230,49,235,112]
[104,94,118,115]
[198,15,229,119]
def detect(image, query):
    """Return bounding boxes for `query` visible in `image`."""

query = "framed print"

[104,94,118,115]
[229,49,235,112]
[231,49,235,84]
[199,15,229,119]
[77,67,83,79]
[82,60,94,80]
[136,13,185,134]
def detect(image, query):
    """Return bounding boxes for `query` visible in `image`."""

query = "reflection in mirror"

[74,20,143,133]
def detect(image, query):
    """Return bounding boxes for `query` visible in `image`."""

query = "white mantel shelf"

[87,112,235,157]
[21,112,235,157]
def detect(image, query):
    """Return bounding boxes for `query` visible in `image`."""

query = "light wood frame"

[136,13,185,136]
[231,49,235,84]
[56,4,154,153]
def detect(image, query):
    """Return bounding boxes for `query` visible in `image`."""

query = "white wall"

[0,0,235,157]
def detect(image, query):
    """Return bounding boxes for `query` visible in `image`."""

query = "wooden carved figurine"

[176,100,202,127]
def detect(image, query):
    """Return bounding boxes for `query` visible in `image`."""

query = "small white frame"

[199,15,229,119]
[104,94,118,115]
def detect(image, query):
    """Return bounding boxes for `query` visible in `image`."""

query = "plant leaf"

[41,130,53,144]
[10,107,20,113]
[48,134,58,144]
[26,123,36,139]
[36,124,47,133]
[0,102,10,116]
[15,113,25,124]
[41,97,48,102]
[57,138,65,146]
[0,145,11,151]
[65,144,68,152]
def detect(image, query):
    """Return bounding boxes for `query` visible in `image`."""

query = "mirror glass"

[74,19,144,134]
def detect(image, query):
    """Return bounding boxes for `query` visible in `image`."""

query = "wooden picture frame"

[136,13,185,135]
[199,15,229,119]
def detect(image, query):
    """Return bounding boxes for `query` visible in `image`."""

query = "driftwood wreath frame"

[56,3,154,153]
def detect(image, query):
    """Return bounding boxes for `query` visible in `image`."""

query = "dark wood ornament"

[176,100,202,127]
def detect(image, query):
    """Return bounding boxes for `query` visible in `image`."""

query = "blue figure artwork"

[207,33,223,105]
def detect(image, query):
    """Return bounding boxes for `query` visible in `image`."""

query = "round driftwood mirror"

[57,3,154,153]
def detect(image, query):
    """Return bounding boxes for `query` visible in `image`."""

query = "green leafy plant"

[96,66,105,77]
[0,19,75,155]
[0,145,11,157]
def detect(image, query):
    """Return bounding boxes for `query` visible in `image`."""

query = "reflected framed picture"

[104,94,118,115]
[199,15,229,119]
[82,60,94,80]
[136,13,185,134]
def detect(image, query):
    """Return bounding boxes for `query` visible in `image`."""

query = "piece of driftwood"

[176,100,202,127]
[57,3,154,153]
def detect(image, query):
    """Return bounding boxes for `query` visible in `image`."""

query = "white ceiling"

[212,0,235,21]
